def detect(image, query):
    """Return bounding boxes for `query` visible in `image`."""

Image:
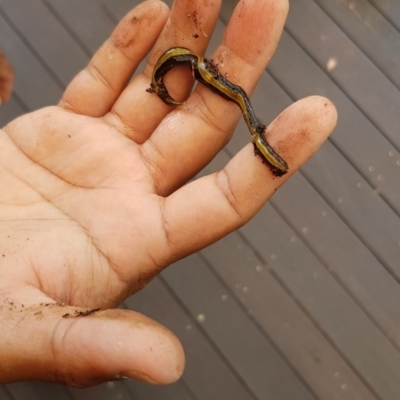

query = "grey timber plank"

[125,276,254,400]
[302,141,400,281]
[67,381,137,400]
[163,256,316,400]
[0,12,62,110]
[0,96,26,127]
[267,31,400,215]
[0,386,13,400]
[312,0,400,89]
[124,380,197,400]
[0,0,89,88]
[240,204,400,400]
[198,153,380,400]
[6,382,72,400]
[101,0,142,21]
[200,217,377,399]
[224,51,400,282]
[286,0,400,150]
[273,170,400,348]
[195,151,375,400]
[213,64,400,395]
[43,0,115,56]
[221,29,400,343]
[219,2,400,217]
[368,0,400,31]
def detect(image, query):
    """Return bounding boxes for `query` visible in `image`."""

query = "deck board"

[100,0,140,21]
[240,203,400,400]
[126,277,255,400]
[273,172,400,345]
[42,0,114,56]
[224,46,400,281]
[313,0,400,89]
[0,11,62,112]
[368,0,400,31]
[6,382,72,400]
[162,255,316,400]
[124,379,197,400]
[1,0,400,399]
[67,381,138,400]
[0,386,14,400]
[201,228,377,400]
[221,29,400,330]
[287,0,400,149]
[301,143,400,282]
[267,31,400,214]
[0,96,25,128]
[0,0,89,87]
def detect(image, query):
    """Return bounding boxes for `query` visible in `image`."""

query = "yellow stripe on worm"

[148,47,198,106]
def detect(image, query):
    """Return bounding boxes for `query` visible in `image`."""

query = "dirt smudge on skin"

[185,10,201,39]
[62,308,101,319]
[111,4,161,49]
[191,10,200,30]
[1,299,101,320]
[227,0,278,61]
[272,128,310,159]
[112,14,141,49]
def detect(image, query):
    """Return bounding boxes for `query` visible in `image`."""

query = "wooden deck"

[1,0,400,399]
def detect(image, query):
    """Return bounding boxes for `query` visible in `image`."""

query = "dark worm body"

[147,47,288,177]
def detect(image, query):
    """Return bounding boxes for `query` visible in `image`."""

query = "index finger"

[59,0,169,117]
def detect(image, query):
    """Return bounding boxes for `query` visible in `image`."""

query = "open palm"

[0,0,336,387]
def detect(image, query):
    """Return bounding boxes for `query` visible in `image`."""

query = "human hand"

[0,0,337,387]
[0,48,14,104]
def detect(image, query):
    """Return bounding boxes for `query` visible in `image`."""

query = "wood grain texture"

[6,382,72,400]
[0,11,62,110]
[368,0,400,31]
[162,255,316,400]
[200,220,377,400]
[0,0,89,87]
[313,0,400,89]
[126,277,255,400]
[286,0,400,151]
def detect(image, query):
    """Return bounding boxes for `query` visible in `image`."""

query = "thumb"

[1,302,184,387]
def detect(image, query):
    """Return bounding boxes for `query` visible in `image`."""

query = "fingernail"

[121,370,160,384]
[113,375,130,381]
